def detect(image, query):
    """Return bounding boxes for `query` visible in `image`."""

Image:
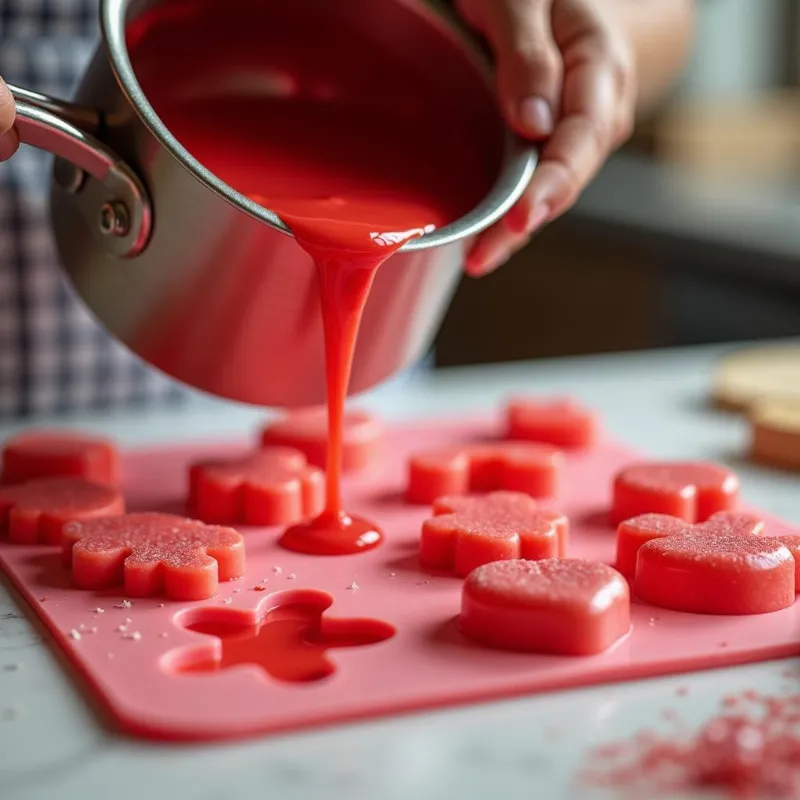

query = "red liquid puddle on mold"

[131,6,497,555]
[177,602,394,683]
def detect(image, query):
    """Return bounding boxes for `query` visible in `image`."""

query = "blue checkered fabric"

[0,0,187,416]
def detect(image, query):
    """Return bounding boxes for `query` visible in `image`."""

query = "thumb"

[458,0,562,139]
[0,78,20,161]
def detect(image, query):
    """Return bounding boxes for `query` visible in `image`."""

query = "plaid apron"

[0,0,185,415]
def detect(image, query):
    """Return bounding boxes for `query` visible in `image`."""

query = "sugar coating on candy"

[407,443,563,505]
[189,447,324,525]
[460,559,630,655]
[613,461,739,524]
[777,534,800,592]
[615,510,764,577]
[62,512,245,601]
[0,477,125,545]
[635,533,795,615]
[261,408,382,472]
[505,397,599,449]
[2,430,118,485]
[421,491,567,577]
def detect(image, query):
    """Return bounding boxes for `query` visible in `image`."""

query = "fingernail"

[518,97,554,137]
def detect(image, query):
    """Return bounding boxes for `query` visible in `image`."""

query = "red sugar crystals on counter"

[460,559,630,655]
[420,491,567,577]
[613,461,739,524]
[189,447,324,526]
[0,477,124,545]
[635,533,795,615]
[63,513,245,601]
[584,689,800,799]
[505,397,599,449]
[615,510,764,576]
[261,408,382,472]
[407,443,563,505]
[2,430,119,485]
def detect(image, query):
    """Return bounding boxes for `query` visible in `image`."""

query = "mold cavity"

[167,589,394,683]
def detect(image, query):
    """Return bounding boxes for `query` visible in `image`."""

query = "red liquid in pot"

[129,2,500,554]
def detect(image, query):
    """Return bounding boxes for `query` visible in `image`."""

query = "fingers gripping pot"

[9,0,536,408]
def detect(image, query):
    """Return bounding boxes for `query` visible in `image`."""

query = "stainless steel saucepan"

[8,0,536,407]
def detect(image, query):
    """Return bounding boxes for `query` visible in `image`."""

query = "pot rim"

[101,0,537,252]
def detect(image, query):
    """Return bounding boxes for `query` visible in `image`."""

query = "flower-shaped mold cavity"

[164,589,395,683]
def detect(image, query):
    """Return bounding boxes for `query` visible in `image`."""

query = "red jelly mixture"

[129,1,499,555]
[176,600,394,683]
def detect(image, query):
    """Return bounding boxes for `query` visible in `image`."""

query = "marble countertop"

[2,341,799,800]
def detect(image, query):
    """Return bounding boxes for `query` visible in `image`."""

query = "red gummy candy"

[460,558,630,655]
[635,533,795,615]
[261,408,382,472]
[2,430,118,485]
[407,443,563,505]
[0,477,124,545]
[63,513,245,601]
[613,461,739,524]
[420,491,567,577]
[505,397,599,449]
[777,534,800,592]
[615,511,764,577]
[189,447,324,526]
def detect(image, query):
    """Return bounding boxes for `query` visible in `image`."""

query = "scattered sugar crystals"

[123,631,142,641]
[68,629,81,641]
[253,584,268,592]
[273,566,282,575]
[221,597,233,605]
[286,573,296,581]
[93,607,105,614]
[115,600,133,609]
[347,581,359,591]
[583,682,800,799]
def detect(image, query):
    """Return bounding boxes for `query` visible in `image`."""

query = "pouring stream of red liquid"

[131,8,497,554]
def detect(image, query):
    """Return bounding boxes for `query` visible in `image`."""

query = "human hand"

[458,0,636,276]
[0,78,20,161]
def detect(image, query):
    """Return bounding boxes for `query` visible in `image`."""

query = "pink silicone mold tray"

[1,417,798,742]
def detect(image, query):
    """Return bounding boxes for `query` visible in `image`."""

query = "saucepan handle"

[9,84,152,258]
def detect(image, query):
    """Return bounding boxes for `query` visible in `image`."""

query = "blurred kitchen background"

[434,0,800,368]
